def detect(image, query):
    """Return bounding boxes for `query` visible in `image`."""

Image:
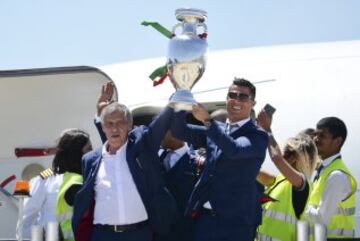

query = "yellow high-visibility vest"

[257,174,304,241]
[56,172,82,241]
[307,158,357,238]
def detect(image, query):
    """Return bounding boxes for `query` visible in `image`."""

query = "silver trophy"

[167,8,208,110]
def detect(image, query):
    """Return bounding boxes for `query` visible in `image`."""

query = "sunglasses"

[227,92,251,101]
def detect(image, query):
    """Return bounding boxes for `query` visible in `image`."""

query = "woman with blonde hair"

[256,110,318,241]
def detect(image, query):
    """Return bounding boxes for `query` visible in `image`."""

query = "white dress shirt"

[204,117,252,209]
[305,153,352,225]
[16,174,63,239]
[93,141,148,225]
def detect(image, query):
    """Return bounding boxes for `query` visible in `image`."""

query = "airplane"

[0,39,359,239]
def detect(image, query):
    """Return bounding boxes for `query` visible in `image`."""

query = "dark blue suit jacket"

[171,111,268,225]
[162,152,199,214]
[72,107,177,240]
[155,151,198,241]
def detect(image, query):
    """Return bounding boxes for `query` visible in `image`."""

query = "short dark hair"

[232,78,256,99]
[316,117,347,147]
[52,129,90,174]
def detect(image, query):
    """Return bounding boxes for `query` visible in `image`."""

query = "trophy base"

[169,89,196,111]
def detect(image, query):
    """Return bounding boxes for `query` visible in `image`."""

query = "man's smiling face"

[226,84,256,123]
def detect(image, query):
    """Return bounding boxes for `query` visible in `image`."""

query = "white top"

[93,141,148,225]
[16,174,63,239]
[305,153,352,225]
[204,117,251,209]
[161,144,189,171]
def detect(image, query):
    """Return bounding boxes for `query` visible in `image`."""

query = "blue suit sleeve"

[81,155,90,179]
[206,121,268,160]
[81,150,98,179]
[142,106,174,151]
[94,119,107,144]
[170,110,207,148]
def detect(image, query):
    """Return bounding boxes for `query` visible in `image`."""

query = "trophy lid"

[175,8,207,23]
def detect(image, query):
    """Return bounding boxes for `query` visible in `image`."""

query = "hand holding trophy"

[167,8,208,110]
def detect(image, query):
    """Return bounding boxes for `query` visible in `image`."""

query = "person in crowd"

[94,82,195,241]
[170,78,268,241]
[72,85,176,241]
[55,129,92,241]
[305,117,357,238]
[154,131,200,241]
[16,129,91,240]
[256,110,318,241]
[155,109,233,241]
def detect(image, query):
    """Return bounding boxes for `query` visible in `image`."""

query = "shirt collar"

[102,141,128,157]
[226,117,251,129]
[172,143,189,157]
[321,152,341,167]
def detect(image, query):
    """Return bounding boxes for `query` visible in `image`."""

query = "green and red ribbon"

[141,21,173,39]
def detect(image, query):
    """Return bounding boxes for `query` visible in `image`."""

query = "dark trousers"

[194,212,257,241]
[154,216,194,241]
[91,224,152,241]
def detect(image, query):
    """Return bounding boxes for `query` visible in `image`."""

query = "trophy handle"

[172,23,183,35]
[196,23,207,35]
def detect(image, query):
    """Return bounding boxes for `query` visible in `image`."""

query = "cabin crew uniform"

[16,169,63,239]
[171,111,268,241]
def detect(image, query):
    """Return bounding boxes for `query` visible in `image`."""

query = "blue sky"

[1,0,360,70]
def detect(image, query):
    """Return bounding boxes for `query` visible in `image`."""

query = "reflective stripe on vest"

[336,206,355,216]
[328,228,355,237]
[257,233,282,241]
[309,227,355,237]
[306,158,357,238]
[62,230,75,239]
[57,211,73,222]
[262,209,297,226]
[257,175,300,241]
[308,205,355,216]
[56,172,83,241]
